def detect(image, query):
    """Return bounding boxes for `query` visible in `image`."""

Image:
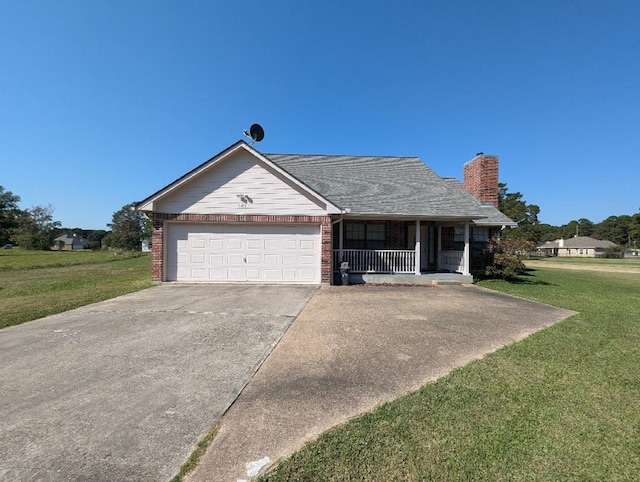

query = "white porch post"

[463,222,470,276]
[414,220,421,275]
[338,217,344,262]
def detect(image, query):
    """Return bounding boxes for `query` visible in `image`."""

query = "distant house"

[53,234,90,251]
[536,236,616,258]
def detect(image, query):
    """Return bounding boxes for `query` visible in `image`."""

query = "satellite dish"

[243,123,265,144]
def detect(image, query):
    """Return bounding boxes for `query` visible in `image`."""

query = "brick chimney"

[463,153,499,208]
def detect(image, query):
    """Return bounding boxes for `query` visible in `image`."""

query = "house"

[136,141,515,285]
[536,236,616,258]
[52,234,90,251]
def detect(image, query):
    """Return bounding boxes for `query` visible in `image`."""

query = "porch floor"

[344,272,473,286]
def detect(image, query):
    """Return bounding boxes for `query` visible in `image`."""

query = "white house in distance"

[136,141,515,285]
[536,236,617,258]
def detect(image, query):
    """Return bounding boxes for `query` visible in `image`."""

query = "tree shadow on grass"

[508,268,555,286]
[476,268,555,286]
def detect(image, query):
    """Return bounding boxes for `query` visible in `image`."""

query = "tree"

[593,215,630,246]
[498,183,540,225]
[576,218,595,237]
[498,183,541,241]
[11,204,61,250]
[628,212,640,247]
[0,186,21,245]
[106,203,149,251]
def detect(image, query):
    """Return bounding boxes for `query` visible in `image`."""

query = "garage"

[166,223,321,283]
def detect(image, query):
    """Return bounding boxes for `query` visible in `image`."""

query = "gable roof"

[137,140,515,223]
[265,152,488,219]
[136,141,341,214]
[538,236,617,249]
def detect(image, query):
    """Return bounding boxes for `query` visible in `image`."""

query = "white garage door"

[166,224,321,283]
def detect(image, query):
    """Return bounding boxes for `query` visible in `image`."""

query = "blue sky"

[2,1,639,229]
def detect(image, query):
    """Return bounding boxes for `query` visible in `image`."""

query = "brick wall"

[151,213,332,284]
[386,221,407,249]
[463,154,499,208]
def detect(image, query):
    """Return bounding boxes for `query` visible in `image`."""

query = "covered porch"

[331,218,492,285]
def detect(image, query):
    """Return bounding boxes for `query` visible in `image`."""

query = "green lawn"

[260,266,640,481]
[0,248,152,329]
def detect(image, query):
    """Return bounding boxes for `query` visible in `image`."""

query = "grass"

[259,264,640,481]
[527,256,640,268]
[0,248,152,329]
[170,423,221,482]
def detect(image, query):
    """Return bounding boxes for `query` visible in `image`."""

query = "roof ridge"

[265,152,420,159]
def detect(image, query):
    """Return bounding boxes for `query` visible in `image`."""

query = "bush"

[484,236,535,280]
[604,245,624,258]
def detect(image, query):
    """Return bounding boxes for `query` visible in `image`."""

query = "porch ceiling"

[331,214,486,222]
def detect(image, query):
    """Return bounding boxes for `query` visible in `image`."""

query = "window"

[345,222,386,250]
[470,227,489,242]
[441,226,465,251]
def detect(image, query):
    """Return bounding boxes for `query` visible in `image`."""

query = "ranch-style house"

[136,140,515,285]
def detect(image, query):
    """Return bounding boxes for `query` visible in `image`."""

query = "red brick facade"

[463,154,499,208]
[150,213,332,284]
[386,221,406,249]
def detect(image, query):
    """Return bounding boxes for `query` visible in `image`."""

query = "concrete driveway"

[0,284,318,481]
[186,285,576,482]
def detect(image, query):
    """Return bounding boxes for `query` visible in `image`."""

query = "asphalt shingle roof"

[537,236,616,249]
[265,153,489,219]
[442,178,516,226]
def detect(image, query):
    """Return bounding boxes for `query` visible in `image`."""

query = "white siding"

[156,151,327,215]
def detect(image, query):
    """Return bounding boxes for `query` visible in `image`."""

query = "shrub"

[484,236,535,280]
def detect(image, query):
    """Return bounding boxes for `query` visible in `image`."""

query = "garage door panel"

[300,255,315,265]
[264,254,280,265]
[246,254,261,265]
[167,223,320,283]
[210,254,224,264]
[209,239,224,250]
[302,241,316,251]
[191,253,205,264]
[282,255,297,265]
[227,267,245,280]
[227,253,244,264]
[299,268,315,280]
[192,238,206,249]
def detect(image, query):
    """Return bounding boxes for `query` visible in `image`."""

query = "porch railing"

[333,249,416,273]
